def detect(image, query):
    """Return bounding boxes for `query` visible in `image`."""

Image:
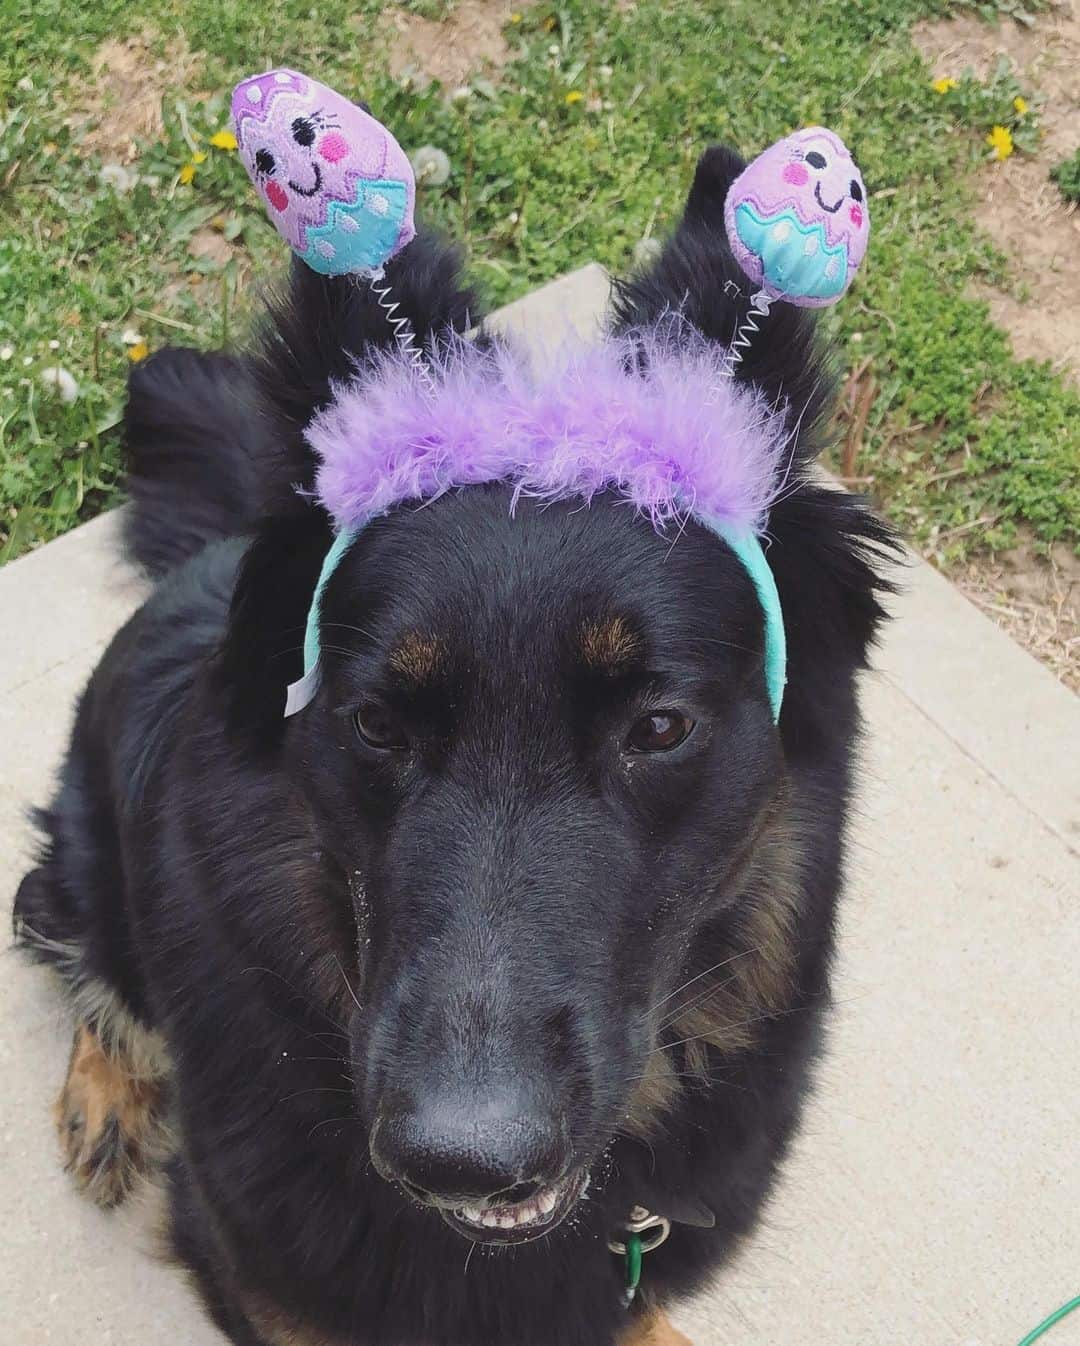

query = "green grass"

[1,0,1077,562]
[1051,146,1080,203]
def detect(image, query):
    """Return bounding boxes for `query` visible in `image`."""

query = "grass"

[0,0,1077,563]
[1051,146,1080,203]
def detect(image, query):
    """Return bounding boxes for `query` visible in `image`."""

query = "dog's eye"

[627,710,694,753]
[354,703,408,751]
[254,148,275,176]
[804,151,827,169]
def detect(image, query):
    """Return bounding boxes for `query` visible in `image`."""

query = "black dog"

[14,147,894,1346]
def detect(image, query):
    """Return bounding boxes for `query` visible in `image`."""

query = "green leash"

[609,1207,671,1307]
[1017,1294,1080,1346]
[610,1209,1078,1342]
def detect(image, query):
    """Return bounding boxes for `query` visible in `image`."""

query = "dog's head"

[214,151,893,1248]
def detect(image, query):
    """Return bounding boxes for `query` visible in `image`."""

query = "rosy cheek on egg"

[265,180,289,212]
[318,132,349,163]
[849,203,864,229]
[782,161,809,186]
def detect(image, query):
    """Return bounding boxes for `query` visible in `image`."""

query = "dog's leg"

[619,1308,695,1346]
[55,1012,170,1209]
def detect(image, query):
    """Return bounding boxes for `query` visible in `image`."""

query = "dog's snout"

[370,1086,570,1204]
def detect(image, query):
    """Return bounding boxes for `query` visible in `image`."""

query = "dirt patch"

[913,3,1080,384]
[375,1,519,88]
[69,30,203,163]
[956,537,1078,690]
[188,227,235,267]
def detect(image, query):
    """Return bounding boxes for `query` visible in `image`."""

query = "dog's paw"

[55,1024,167,1209]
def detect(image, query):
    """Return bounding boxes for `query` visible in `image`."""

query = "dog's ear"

[767,482,899,753]
[214,513,333,747]
[611,145,834,469]
[253,232,483,515]
[613,146,898,723]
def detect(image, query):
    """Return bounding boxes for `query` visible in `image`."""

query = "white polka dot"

[368,192,389,217]
[274,72,292,84]
[803,234,819,256]
[825,256,840,279]
[245,85,262,104]
[316,240,336,259]
[337,214,360,233]
[772,220,791,243]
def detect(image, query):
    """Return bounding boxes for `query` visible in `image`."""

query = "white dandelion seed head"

[632,237,663,268]
[99,163,136,194]
[40,366,79,404]
[410,145,451,187]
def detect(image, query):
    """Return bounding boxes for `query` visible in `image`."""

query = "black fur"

[15,147,896,1346]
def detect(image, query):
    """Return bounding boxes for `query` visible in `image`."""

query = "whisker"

[640,946,762,1024]
[278,1086,355,1104]
[307,1114,362,1140]
[656,967,743,1029]
[333,954,364,1014]
[651,1000,816,1055]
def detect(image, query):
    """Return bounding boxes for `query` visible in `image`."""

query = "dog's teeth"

[498,1211,517,1228]
[461,1205,483,1223]
[480,1209,500,1228]
[538,1188,557,1214]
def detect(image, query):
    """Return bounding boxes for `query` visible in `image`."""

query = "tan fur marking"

[242,1295,350,1346]
[627,794,808,1136]
[619,1308,695,1346]
[581,615,641,672]
[389,631,443,684]
[623,1045,681,1140]
[56,1020,171,1209]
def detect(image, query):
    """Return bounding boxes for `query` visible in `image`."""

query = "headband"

[283,331,788,720]
[230,69,869,728]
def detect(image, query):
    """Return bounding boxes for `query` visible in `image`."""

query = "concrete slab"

[1,267,1077,1346]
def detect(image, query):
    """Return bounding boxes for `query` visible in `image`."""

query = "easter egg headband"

[232,71,869,722]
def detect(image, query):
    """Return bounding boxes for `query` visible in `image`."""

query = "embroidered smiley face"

[724,127,869,307]
[231,69,416,274]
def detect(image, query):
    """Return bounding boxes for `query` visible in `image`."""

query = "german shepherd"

[14,145,894,1346]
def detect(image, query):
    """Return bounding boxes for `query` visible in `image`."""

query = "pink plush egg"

[231,69,416,277]
[723,127,869,307]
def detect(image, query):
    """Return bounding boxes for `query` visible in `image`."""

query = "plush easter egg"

[723,127,868,307]
[231,69,416,277]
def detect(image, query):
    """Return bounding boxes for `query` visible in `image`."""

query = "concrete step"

[1,264,1076,1346]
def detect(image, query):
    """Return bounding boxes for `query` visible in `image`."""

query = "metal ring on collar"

[607,1206,672,1256]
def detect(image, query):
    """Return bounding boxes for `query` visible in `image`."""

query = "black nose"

[370,1085,570,1204]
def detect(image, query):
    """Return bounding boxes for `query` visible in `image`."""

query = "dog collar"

[285,328,789,722]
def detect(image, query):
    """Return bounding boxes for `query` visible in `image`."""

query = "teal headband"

[283,522,786,723]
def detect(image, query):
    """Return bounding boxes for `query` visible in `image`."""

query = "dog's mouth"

[440,1168,589,1245]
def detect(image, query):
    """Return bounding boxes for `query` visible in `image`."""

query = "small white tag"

[284,666,320,718]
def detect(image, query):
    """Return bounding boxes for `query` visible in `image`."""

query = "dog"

[14,145,895,1346]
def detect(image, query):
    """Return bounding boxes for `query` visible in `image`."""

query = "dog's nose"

[370,1086,570,1204]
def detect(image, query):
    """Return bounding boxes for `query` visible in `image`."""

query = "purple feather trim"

[306,325,793,536]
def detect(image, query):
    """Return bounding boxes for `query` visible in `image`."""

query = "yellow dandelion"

[565,90,584,105]
[209,129,238,150]
[1013,95,1028,115]
[127,341,150,363]
[179,162,196,185]
[932,76,957,94]
[987,125,1014,160]
[510,10,523,21]
[192,150,208,164]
